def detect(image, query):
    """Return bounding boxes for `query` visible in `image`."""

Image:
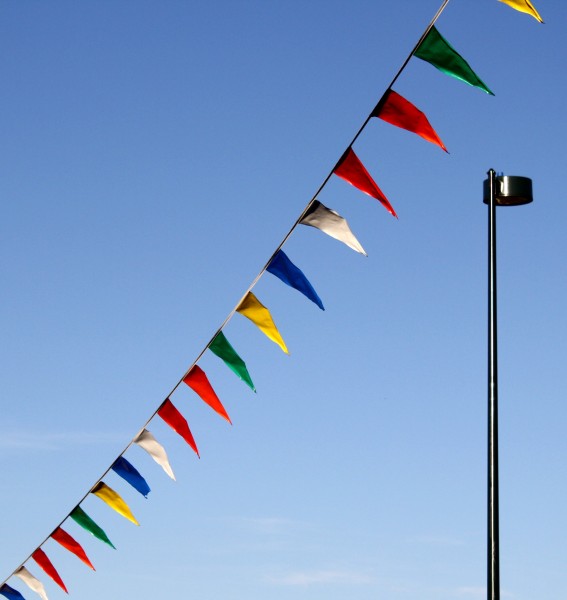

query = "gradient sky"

[1,2,566,599]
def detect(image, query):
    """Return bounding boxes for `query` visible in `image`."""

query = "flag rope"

[1,0,456,591]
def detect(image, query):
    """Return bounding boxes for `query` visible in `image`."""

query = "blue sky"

[1,1,566,599]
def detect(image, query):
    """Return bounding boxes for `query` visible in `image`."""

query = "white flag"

[15,566,49,600]
[134,429,176,480]
[300,201,367,256]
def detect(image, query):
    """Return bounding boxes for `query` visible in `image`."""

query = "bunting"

[0,2,547,598]
[267,250,324,310]
[236,292,289,354]
[134,429,176,480]
[92,482,139,526]
[51,528,94,571]
[183,365,231,424]
[14,567,47,600]
[31,550,67,594]
[209,332,256,392]
[300,201,367,256]
[373,89,447,152]
[69,506,115,549]
[112,456,151,498]
[0,584,25,600]
[158,399,200,457]
[498,0,543,22]
[414,26,494,95]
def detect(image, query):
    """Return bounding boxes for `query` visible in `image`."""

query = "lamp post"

[483,169,533,600]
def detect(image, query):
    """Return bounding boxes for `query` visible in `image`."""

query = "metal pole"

[487,168,500,600]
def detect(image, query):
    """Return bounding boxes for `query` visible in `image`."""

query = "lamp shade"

[483,175,533,206]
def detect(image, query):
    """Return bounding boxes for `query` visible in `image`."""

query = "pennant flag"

[112,456,151,498]
[91,482,139,526]
[31,550,67,594]
[134,429,176,480]
[333,148,397,217]
[0,584,26,600]
[51,527,95,570]
[414,26,494,95]
[236,292,289,354]
[70,506,115,549]
[267,250,324,310]
[300,200,367,256]
[209,332,256,392]
[14,567,48,600]
[498,0,543,22]
[373,89,447,152]
[183,365,232,424]
[158,399,200,457]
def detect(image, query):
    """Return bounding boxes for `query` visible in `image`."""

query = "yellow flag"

[498,0,543,22]
[237,292,289,354]
[92,482,140,525]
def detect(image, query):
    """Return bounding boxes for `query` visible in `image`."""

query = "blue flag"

[267,250,324,310]
[0,585,26,600]
[112,456,151,498]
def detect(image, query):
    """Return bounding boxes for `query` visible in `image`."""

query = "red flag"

[158,399,200,457]
[51,527,95,570]
[333,148,397,217]
[183,365,231,424]
[32,548,68,593]
[373,89,447,152]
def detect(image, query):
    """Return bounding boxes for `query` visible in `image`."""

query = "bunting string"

[1,0,545,595]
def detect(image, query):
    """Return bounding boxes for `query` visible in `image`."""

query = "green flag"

[209,331,256,391]
[414,26,493,95]
[70,506,115,549]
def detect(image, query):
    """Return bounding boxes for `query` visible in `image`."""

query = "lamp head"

[483,175,533,206]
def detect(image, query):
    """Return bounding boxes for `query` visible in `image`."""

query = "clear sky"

[1,1,566,599]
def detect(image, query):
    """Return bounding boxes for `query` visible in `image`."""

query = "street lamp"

[482,169,533,600]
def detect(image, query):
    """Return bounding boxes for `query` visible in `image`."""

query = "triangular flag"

[111,456,151,498]
[300,201,367,256]
[209,332,256,392]
[134,429,176,480]
[373,89,447,152]
[69,506,115,549]
[414,26,494,95]
[14,567,48,600]
[158,399,200,457]
[31,550,67,594]
[498,0,543,22]
[333,148,397,217]
[267,250,324,310]
[91,482,139,526]
[51,528,95,570]
[183,365,231,424]
[236,292,289,354]
[0,584,26,600]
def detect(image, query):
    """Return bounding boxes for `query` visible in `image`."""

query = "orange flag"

[158,399,200,457]
[32,548,68,593]
[183,365,231,424]
[52,527,95,570]
[373,89,447,152]
[333,147,397,217]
